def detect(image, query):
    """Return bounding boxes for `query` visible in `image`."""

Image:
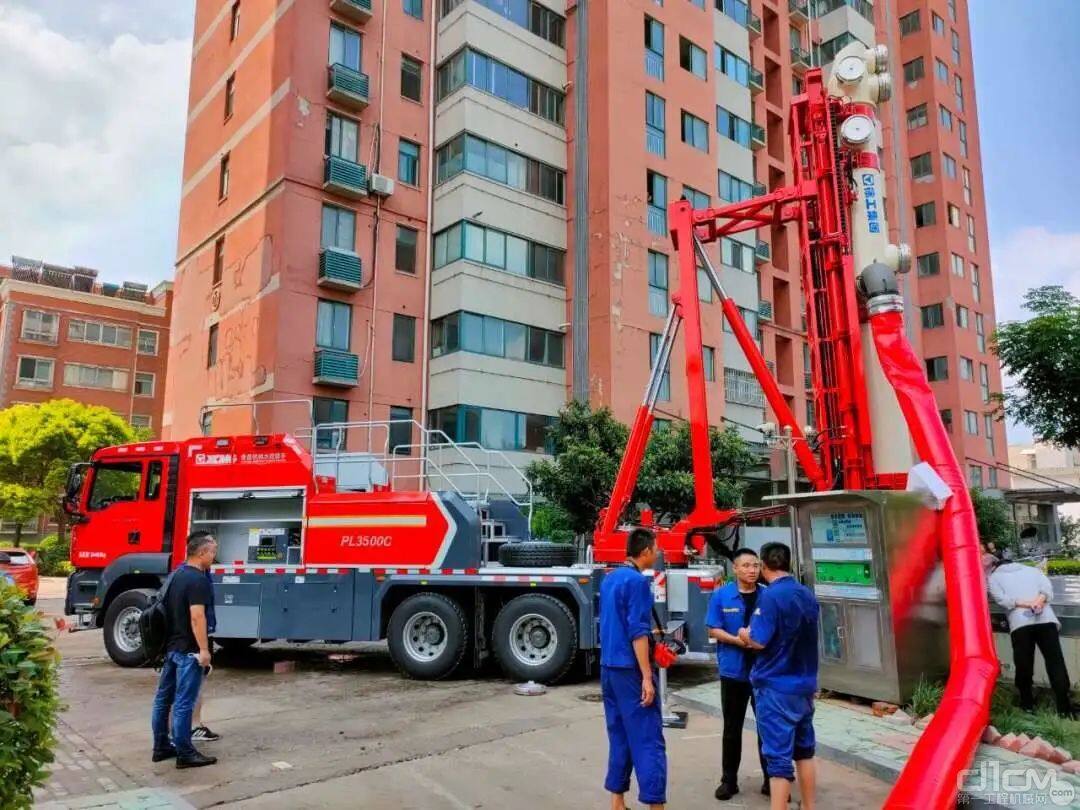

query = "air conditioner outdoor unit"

[369,173,395,197]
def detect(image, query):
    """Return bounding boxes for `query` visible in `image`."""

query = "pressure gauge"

[840,114,874,146]
[835,55,866,84]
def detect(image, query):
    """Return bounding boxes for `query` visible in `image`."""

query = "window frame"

[401,54,423,102]
[392,313,417,363]
[15,355,54,388]
[316,299,353,352]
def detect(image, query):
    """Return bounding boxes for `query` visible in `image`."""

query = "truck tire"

[498,541,576,568]
[103,588,155,667]
[491,594,578,684]
[387,593,469,680]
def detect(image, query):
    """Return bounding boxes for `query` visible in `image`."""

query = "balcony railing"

[791,46,812,74]
[647,205,667,236]
[318,247,362,291]
[313,349,360,387]
[749,66,764,94]
[645,50,664,81]
[755,240,771,263]
[752,181,767,197]
[751,123,766,150]
[758,299,774,320]
[747,11,762,37]
[329,0,372,23]
[328,63,370,109]
[789,0,810,23]
[324,155,368,198]
[646,125,665,157]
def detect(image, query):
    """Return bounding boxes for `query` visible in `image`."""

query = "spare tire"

[498,541,577,568]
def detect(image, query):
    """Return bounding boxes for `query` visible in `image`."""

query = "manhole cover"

[578,692,603,703]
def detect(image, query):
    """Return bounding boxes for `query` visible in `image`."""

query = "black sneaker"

[152,746,177,763]
[192,725,221,742]
[176,750,217,769]
[715,782,739,801]
[761,781,771,796]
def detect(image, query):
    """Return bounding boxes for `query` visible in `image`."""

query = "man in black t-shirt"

[150,531,218,768]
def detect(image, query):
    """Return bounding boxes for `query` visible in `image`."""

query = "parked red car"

[0,548,39,605]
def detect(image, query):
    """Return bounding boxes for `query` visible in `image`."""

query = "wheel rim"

[509,613,558,668]
[114,606,143,654]
[402,611,448,663]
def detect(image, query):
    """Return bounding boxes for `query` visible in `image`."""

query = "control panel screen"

[815,560,874,587]
[810,511,868,546]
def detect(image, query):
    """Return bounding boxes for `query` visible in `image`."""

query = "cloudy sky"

[0,0,1076,443]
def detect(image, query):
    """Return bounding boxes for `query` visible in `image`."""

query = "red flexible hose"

[870,310,999,809]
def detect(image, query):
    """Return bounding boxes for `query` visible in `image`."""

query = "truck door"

[71,456,175,569]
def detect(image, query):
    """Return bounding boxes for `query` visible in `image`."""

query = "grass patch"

[909,675,944,718]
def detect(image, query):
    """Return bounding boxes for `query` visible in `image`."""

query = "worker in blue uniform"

[599,527,666,810]
[706,547,770,800]
[739,542,819,810]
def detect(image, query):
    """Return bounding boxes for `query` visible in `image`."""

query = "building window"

[967,215,977,252]
[646,92,666,157]
[428,405,554,453]
[389,406,414,455]
[398,139,420,185]
[948,0,957,21]
[903,57,924,83]
[322,204,357,251]
[436,49,565,126]
[985,414,996,454]
[980,363,991,403]
[392,313,416,362]
[401,55,422,102]
[948,203,961,227]
[230,1,240,41]
[899,10,920,35]
[703,345,716,382]
[988,467,998,488]
[943,153,958,179]
[959,120,969,158]
[647,170,668,235]
[935,58,949,82]
[314,397,349,450]
[644,16,665,80]
[960,356,974,381]
[316,299,352,351]
[329,23,362,71]
[134,372,155,398]
[969,464,983,488]
[925,356,948,381]
[200,411,213,436]
[906,104,928,130]
[430,311,564,368]
[213,236,225,286]
[218,153,230,199]
[433,221,564,284]
[224,73,236,119]
[955,75,964,112]
[528,1,566,46]
[63,363,129,391]
[681,110,709,152]
[972,264,981,302]
[648,251,669,317]
[395,225,418,273]
[326,113,360,162]
[951,252,965,277]
[965,410,978,435]
[20,310,58,343]
[721,237,755,273]
[911,152,933,180]
[69,320,133,349]
[717,106,753,148]
[916,252,940,276]
[678,37,707,78]
[207,324,219,368]
[956,305,969,329]
[976,312,986,352]
[914,202,936,227]
[16,357,53,389]
[963,167,973,204]
[940,409,953,433]
[131,415,152,430]
[434,133,566,205]
[649,333,671,401]
[718,171,754,203]
[932,11,945,34]
[939,104,953,131]
[715,45,751,86]
[682,185,709,211]
[724,368,765,407]
[951,29,961,63]
[404,0,423,19]
[137,329,159,356]
[920,303,944,329]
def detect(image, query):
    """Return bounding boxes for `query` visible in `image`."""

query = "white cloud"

[989,226,1080,323]
[0,6,191,285]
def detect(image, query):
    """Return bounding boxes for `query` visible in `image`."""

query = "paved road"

[34,580,888,808]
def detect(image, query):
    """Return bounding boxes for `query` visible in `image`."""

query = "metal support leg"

[658,666,688,728]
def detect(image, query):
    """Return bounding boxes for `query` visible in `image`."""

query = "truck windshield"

[88,462,143,510]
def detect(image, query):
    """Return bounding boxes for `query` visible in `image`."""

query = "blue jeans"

[601,666,667,805]
[151,651,204,757]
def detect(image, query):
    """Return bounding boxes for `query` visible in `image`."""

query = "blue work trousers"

[753,686,815,781]
[151,651,205,757]
[601,666,667,805]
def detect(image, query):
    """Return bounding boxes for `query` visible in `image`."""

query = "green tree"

[529,503,576,543]
[0,485,51,548]
[970,487,1016,552]
[1059,515,1080,558]
[993,286,1080,447]
[0,400,138,545]
[528,402,759,534]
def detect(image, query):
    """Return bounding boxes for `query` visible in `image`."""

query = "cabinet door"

[818,600,846,664]
[846,601,885,671]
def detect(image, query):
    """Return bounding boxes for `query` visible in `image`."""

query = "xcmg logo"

[862,173,881,234]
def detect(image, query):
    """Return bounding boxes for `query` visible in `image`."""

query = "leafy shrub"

[33,535,72,578]
[0,581,60,809]
[530,503,576,544]
[1047,559,1080,576]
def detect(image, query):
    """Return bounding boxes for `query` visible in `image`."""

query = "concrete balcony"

[313,349,360,387]
[789,0,810,24]
[791,46,812,74]
[324,155,368,198]
[327,63,370,110]
[751,123,766,151]
[329,0,372,23]
[752,181,767,197]
[318,247,362,291]
[749,66,764,94]
[747,11,762,37]
[755,240,771,263]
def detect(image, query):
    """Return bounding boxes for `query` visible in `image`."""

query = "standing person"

[191,565,221,743]
[706,548,770,800]
[738,542,818,810]
[599,528,666,810]
[988,557,1075,717]
[151,531,219,769]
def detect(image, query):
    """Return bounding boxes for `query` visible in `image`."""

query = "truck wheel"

[387,593,468,680]
[498,541,577,568]
[103,588,155,667]
[492,594,577,684]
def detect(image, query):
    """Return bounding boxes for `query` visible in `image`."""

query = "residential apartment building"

[170,0,1005,498]
[0,257,172,434]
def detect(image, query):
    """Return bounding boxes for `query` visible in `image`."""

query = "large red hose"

[871,310,999,809]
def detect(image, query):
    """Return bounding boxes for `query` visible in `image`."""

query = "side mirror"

[0,552,11,565]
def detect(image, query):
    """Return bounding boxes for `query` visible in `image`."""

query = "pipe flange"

[867,294,904,316]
